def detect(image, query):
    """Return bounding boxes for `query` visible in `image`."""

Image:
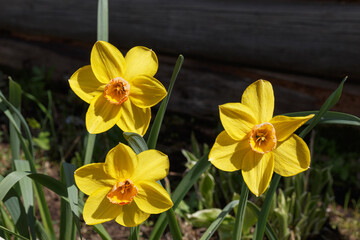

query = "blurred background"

[0,0,359,239]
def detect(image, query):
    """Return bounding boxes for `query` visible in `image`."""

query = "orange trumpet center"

[104,77,130,105]
[249,122,277,154]
[107,179,138,205]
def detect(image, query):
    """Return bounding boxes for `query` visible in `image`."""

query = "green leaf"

[200,201,239,240]
[199,174,215,208]
[83,133,96,166]
[233,176,249,240]
[0,175,30,239]
[123,132,149,154]
[0,225,30,240]
[247,201,278,240]
[60,162,80,240]
[0,171,67,203]
[167,209,183,240]
[33,131,51,150]
[284,111,360,126]
[14,160,36,240]
[147,55,184,149]
[0,90,56,240]
[9,77,22,162]
[299,77,347,138]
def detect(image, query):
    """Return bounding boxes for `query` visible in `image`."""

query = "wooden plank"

[0,36,359,119]
[1,0,360,81]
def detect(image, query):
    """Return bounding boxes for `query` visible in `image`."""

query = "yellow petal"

[104,143,138,180]
[273,134,310,177]
[115,201,150,227]
[117,100,151,136]
[91,41,126,83]
[129,75,167,108]
[134,181,173,214]
[68,65,104,103]
[74,163,116,196]
[219,103,257,140]
[124,46,158,80]
[83,187,122,225]
[241,80,274,123]
[242,151,274,196]
[86,94,121,134]
[131,150,169,182]
[270,114,314,141]
[209,131,250,172]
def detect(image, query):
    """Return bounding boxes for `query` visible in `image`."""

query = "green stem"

[232,175,249,240]
[129,226,139,240]
[167,209,182,240]
[9,78,21,163]
[253,174,281,240]
[97,0,108,42]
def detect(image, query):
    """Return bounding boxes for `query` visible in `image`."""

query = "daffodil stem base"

[253,173,281,240]
[232,174,249,240]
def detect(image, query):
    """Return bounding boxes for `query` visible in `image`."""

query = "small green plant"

[269,166,334,240]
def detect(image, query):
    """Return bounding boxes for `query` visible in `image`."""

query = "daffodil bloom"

[69,41,167,135]
[74,143,173,226]
[209,80,314,196]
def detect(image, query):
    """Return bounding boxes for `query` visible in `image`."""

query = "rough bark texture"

[0,0,359,118]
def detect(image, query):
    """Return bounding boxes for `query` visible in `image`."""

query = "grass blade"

[14,160,36,240]
[200,200,239,240]
[0,225,29,240]
[232,176,249,240]
[299,77,347,138]
[0,175,30,239]
[247,201,278,240]
[284,111,360,126]
[147,55,184,149]
[9,77,22,163]
[60,162,79,240]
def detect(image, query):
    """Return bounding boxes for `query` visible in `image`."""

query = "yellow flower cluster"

[69,41,313,227]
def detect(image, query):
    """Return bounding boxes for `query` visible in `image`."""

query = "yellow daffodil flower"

[69,41,167,135]
[74,143,173,227]
[209,80,314,196]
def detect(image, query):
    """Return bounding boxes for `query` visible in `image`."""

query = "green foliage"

[270,168,334,240]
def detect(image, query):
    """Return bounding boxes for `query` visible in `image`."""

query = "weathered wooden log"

[1,0,360,81]
[0,36,358,119]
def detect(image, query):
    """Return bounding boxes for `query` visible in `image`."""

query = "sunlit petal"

[86,94,121,134]
[74,163,116,195]
[129,75,167,108]
[83,187,122,225]
[131,150,169,182]
[270,114,314,141]
[219,103,257,141]
[273,135,310,176]
[68,65,104,103]
[242,151,274,196]
[209,131,249,171]
[241,80,274,123]
[117,100,151,136]
[134,181,173,214]
[104,143,138,180]
[115,202,150,227]
[91,41,126,83]
[124,46,158,80]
